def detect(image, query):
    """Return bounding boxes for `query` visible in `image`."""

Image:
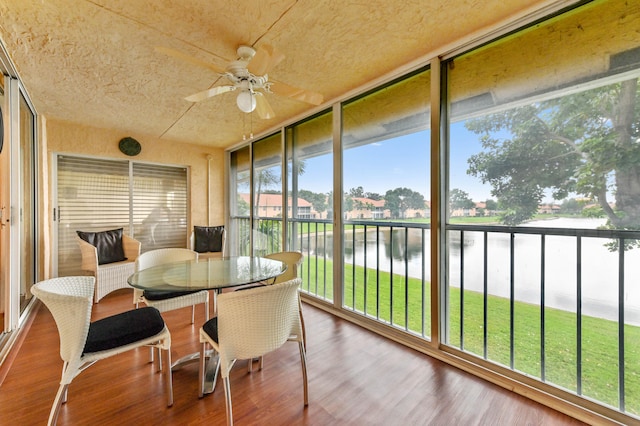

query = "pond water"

[304,218,640,325]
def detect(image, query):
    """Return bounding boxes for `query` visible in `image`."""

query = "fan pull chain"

[242,111,247,140]
[242,110,254,141]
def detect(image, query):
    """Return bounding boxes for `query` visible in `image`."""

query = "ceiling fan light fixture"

[236,90,256,113]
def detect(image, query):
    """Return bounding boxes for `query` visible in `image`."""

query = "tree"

[485,199,498,211]
[349,186,365,197]
[254,168,280,217]
[365,192,383,201]
[255,159,306,217]
[384,187,425,219]
[327,191,354,215]
[449,188,475,215]
[467,78,640,229]
[236,196,250,216]
[560,198,582,215]
[299,189,328,215]
[353,198,374,212]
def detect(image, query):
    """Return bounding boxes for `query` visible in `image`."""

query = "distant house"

[239,193,313,218]
[245,194,431,220]
[404,200,431,219]
[348,197,431,220]
[473,201,498,217]
[537,203,561,214]
[350,197,390,219]
[451,207,473,217]
[450,201,498,217]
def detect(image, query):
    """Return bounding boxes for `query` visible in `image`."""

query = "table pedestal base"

[202,353,220,395]
[169,350,220,395]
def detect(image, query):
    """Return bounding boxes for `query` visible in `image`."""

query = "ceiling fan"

[156,44,323,119]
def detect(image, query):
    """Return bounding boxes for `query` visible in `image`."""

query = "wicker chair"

[77,234,141,303]
[190,225,226,260]
[198,278,308,425]
[235,251,306,354]
[32,276,173,426]
[265,251,306,349]
[133,248,209,324]
[264,251,303,283]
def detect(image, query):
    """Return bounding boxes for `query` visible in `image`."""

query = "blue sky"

[297,121,494,202]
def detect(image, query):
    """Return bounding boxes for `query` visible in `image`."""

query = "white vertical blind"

[56,155,187,276]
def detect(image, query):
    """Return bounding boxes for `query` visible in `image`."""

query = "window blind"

[132,162,188,250]
[56,155,187,276]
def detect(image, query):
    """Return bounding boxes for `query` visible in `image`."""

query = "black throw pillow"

[77,228,127,265]
[194,226,224,253]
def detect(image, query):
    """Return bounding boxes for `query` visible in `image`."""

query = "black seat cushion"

[77,228,127,265]
[202,317,219,343]
[143,289,201,301]
[83,307,165,354]
[194,226,224,253]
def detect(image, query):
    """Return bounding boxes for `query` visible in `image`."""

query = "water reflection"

[307,227,431,278]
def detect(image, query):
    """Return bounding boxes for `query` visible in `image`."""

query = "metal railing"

[339,220,431,337]
[288,218,334,302]
[230,215,640,416]
[446,223,640,415]
[231,216,282,256]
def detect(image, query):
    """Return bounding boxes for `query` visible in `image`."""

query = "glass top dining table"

[127,256,287,292]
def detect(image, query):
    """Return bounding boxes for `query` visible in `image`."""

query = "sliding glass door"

[17,92,36,312]
[0,72,37,335]
[55,154,188,276]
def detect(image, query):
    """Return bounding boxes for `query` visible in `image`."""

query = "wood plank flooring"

[0,289,586,425]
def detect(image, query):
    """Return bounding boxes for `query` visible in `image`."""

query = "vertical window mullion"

[618,238,625,411]
[510,232,515,370]
[576,236,582,395]
[460,229,465,350]
[540,234,546,380]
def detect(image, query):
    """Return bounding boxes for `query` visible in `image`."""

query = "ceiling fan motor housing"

[174,42,322,119]
[225,46,256,80]
[236,45,256,61]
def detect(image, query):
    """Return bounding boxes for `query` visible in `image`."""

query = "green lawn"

[300,255,640,415]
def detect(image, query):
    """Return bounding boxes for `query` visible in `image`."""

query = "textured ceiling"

[0,0,553,149]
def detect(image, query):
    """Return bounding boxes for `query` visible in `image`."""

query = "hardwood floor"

[0,289,586,425]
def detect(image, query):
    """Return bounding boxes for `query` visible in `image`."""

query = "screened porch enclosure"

[227,0,640,422]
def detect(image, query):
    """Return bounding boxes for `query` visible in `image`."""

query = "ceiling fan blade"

[247,44,285,76]
[185,85,235,102]
[255,92,275,119]
[269,80,323,105]
[155,46,226,75]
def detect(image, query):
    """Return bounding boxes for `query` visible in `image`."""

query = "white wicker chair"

[264,251,303,283]
[265,251,306,350]
[198,278,308,426]
[77,234,141,303]
[133,248,209,325]
[32,276,173,426]
[236,251,306,356]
